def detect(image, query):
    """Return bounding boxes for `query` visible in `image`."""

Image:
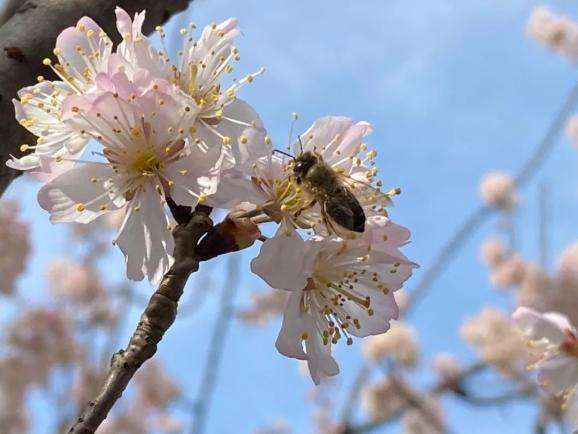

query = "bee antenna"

[298,135,304,153]
[273,149,295,160]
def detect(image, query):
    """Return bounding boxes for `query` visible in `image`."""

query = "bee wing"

[337,172,399,209]
[323,185,365,233]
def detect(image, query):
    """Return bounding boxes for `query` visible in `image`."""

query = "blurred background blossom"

[5,0,578,433]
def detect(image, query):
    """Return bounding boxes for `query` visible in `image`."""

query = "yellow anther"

[222,136,231,145]
[37,75,45,82]
[130,127,141,138]
[42,58,52,66]
[53,48,62,56]
[264,136,272,145]
[76,203,86,212]
[198,193,207,203]
[240,136,248,144]
[19,144,30,152]
[86,29,94,38]
[20,94,34,105]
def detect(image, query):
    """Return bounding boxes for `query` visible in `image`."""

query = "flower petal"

[513,307,569,345]
[275,291,308,360]
[538,356,578,394]
[38,164,118,223]
[115,187,174,283]
[251,225,310,291]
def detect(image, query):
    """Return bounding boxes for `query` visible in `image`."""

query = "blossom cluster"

[7,8,416,384]
[527,6,578,61]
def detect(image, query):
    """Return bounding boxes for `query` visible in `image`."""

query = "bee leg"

[293,199,317,219]
[320,206,339,236]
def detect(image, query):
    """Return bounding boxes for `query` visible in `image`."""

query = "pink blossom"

[527,6,578,61]
[6,16,113,174]
[401,395,445,434]
[432,353,462,382]
[37,88,221,282]
[212,116,398,238]
[517,264,555,312]
[490,254,526,289]
[513,307,578,396]
[479,238,505,267]
[566,115,578,146]
[114,8,264,169]
[362,322,419,367]
[7,309,79,384]
[361,378,406,422]
[46,259,103,302]
[461,307,530,376]
[479,172,517,210]
[134,360,179,410]
[251,216,416,384]
[556,241,578,290]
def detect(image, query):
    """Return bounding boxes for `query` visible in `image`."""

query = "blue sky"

[6,0,578,432]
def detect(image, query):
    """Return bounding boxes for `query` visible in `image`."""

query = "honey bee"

[291,150,367,234]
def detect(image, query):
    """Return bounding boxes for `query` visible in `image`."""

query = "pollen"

[130,127,142,138]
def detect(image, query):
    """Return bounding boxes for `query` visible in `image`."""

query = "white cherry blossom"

[7,16,113,174]
[513,307,578,398]
[114,8,264,168]
[251,216,416,384]
[211,116,399,238]
[37,87,220,282]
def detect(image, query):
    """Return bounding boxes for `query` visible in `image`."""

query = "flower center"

[131,149,162,175]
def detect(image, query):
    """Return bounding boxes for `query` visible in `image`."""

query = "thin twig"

[339,363,370,424]
[344,362,487,434]
[539,182,549,268]
[190,253,242,434]
[405,77,578,315]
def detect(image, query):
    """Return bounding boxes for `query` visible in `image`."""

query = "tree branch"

[404,76,578,315]
[68,206,212,434]
[0,0,194,196]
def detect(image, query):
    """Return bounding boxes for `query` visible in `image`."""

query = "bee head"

[293,151,318,181]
